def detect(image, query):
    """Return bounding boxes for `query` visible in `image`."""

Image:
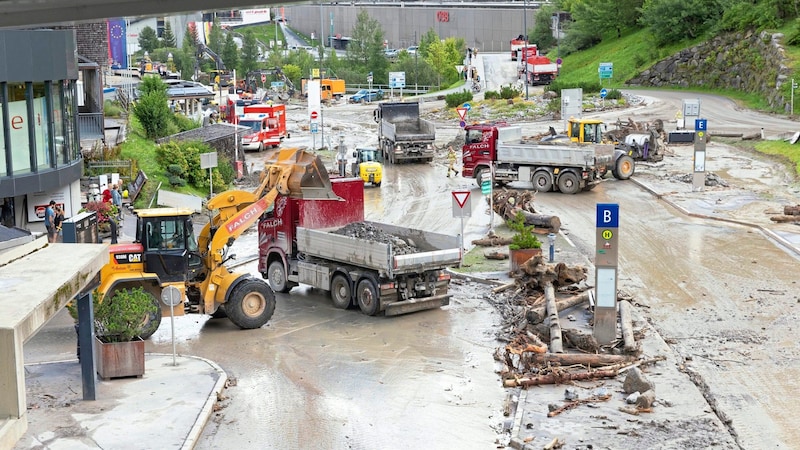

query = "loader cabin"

[134,208,202,283]
[567,118,605,144]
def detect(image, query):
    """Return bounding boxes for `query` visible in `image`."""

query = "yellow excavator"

[96,148,339,338]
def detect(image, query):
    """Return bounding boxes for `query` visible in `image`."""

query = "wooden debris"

[472,236,513,246]
[528,353,635,367]
[543,437,564,449]
[618,300,637,353]
[784,205,800,216]
[545,282,563,353]
[547,393,612,417]
[770,215,800,223]
[490,189,561,231]
[562,329,600,353]
[492,281,516,294]
[504,368,619,387]
[526,291,590,325]
[484,251,509,260]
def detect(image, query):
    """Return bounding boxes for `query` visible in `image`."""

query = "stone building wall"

[627,31,792,112]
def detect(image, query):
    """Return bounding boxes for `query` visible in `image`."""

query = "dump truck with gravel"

[258,177,460,316]
[374,102,436,164]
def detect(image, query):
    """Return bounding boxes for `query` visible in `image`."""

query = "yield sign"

[452,191,471,218]
[456,107,467,121]
[453,191,470,208]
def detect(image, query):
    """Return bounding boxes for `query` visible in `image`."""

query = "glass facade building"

[0,29,82,230]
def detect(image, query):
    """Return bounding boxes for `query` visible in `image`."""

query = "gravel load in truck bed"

[332,221,420,255]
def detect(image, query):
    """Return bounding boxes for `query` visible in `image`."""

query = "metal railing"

[78,113,104,140]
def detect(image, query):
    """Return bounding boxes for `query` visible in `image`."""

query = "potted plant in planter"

[507,211,543,272]
[93,287,159,379]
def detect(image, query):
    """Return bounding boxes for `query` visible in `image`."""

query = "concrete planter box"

[95,336,145,379]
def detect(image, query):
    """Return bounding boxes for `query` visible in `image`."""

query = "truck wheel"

[531,171,553,192]
[109,288,162,340]
[257,142,264,152]
[557,172,581,195]
[330,274,353,309]
[356,278,380,316]
[225,278,276,329]
[267,260,292,293]
[613,155,635,180]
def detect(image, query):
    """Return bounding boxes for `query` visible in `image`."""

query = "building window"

[63,80,78,162]
[51,81,67,165]
[7,82,31,174]
[33,82,51,170]
[0,85,6,177]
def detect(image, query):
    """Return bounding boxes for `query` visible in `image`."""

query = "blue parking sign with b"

[596,203,619,228]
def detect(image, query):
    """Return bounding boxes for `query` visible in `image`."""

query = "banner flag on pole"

[107,18,128,69]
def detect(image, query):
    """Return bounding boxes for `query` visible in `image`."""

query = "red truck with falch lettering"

[258,177,462,316]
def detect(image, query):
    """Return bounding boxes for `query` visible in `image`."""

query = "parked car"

[384,48,399,58]
[350,89,384,103]
[406,46,419,55]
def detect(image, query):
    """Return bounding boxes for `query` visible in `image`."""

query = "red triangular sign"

[456,107,467,121]
[453,191,470,208]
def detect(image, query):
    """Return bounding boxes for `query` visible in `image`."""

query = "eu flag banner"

[108,18,127,69]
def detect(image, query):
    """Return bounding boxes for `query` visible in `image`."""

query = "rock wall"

[627,31,792,112]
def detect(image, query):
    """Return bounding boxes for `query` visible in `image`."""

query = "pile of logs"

[492,255,644,389]
[770,204,800,223]
[487,189,561,233]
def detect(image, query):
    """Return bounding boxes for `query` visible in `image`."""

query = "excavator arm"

[198,147,339,283]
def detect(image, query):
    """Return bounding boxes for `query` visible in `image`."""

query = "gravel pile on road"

[333,221,419,255]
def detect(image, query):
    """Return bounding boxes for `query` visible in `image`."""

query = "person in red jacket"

[101,184,112,203]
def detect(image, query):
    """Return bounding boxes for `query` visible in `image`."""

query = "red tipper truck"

[237,104,288,151]
[523,55,559,86]
[460,122,634,194]
[258,177,461,316]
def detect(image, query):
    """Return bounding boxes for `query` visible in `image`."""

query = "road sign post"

[452,191,472,268]
[600,88,608,109]
[594,203,619,344]
[693,119,708,192]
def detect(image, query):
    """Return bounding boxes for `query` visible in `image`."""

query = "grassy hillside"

[551,27,800,177]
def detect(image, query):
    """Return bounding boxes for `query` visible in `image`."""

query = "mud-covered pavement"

[18,53,800,450]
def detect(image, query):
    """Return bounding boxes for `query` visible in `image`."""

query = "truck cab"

[461,123,501,179]
[351,147,383,187]
[238,113,282,152]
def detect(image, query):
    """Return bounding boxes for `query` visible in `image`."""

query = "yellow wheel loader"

[96,148,339,338]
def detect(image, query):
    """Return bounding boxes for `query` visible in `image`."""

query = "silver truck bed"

[296,221,461,277]
[497,143,595,167]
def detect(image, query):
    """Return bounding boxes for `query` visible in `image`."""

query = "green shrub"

[499,84,521,100]
[445,90,474,108]
[171,113,201,133]
[95,287,159,342]
[104,99,123,118]
[605,89,623,100]
[484,90,501,100]
[507,211,542,250]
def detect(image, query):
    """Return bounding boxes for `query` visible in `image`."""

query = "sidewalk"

[16,354,226,450]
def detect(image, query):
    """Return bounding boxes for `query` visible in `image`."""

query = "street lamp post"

[793,78,798,116]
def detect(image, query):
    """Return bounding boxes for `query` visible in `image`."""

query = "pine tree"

[161,21,176,48]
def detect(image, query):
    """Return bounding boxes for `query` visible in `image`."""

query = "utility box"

[62,211,99,244]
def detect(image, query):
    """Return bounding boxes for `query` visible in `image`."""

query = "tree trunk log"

[526,291,590,325]
[545,282,563,353]
[770,215,800,223]
[517,210,561,231]
[504,368,619,387]
[618,300,636,353]
[784,205,800,216]
[472,236,513,246]
[529,353,635,366]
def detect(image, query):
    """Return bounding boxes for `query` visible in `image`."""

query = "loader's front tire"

[225,278,276,329]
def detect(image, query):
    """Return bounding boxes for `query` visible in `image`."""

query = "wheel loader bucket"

[264,147,340,200]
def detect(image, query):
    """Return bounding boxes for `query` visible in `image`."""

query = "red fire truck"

[236,104,288,151]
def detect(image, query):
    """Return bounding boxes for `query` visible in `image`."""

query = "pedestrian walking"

[111,184,123,221]
[53,205,65,242]
[44,200,57,243]
[446,146,459,177]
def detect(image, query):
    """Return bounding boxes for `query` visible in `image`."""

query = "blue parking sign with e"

[695,119,707,130]
[596,203,619,228]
